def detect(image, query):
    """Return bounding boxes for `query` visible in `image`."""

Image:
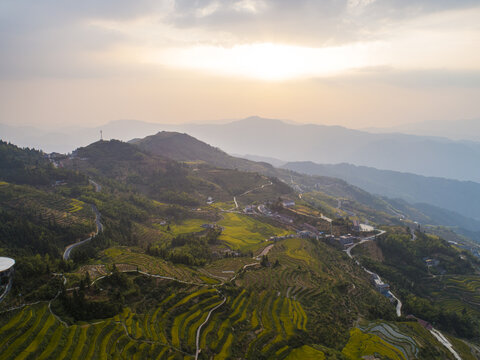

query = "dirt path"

[255,244,274,260]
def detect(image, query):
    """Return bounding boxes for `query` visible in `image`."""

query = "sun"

[153,42,375,81]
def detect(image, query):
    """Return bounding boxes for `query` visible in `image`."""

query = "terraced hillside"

[0,182,95,230]
[2,139,479,359]
[0,273,309,360]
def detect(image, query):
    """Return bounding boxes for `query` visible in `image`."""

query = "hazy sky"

[1,0,480,129]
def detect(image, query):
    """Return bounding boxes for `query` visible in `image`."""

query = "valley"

[0,135,479,360]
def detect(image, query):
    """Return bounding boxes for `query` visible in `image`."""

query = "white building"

[0,257,15,300]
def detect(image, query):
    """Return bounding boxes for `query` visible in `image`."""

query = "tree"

[261,255,269,267]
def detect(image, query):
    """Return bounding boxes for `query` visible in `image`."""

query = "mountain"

[282,161,480,221]
[71,139,292,206]
[129,131,277,175]
[367,118,480,142]
[234,154,287,167]
[4,116,480,182]
[0,120,170,153]
[129,130,480,235]
[171,116,480,182]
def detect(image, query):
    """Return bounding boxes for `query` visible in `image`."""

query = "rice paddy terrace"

[419,274,480,321]
[1,234,478,359]
[0,182,95,230]
[1,167,479,358]
[0,274,309,360]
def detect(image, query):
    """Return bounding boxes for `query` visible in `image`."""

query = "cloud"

[0,0,479,80]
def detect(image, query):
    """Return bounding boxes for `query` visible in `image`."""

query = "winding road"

[429,328,462,360]
[63,204,103,260]
[229,181,273,211]
[343,230,403,317]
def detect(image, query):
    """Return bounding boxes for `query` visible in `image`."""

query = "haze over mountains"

[3,117,480,183]
[366,118,480,142]
[282,162,480,221]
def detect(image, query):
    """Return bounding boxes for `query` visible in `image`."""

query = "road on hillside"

[343,230,403,316]
[345,230,385,258]
[63,204,103,260]
[89,179,102,192]
[230,181,273,210]
[410,227,417,241]
[255,244,274,260]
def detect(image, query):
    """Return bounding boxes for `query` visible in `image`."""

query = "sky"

[1,0,480,129]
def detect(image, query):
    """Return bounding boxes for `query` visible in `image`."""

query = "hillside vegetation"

[0,138,479,359]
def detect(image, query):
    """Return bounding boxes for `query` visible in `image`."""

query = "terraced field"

[420,275,480,317]
[359,321,419,359]
[236,238,330,295]
[67,199,84,213]
[285,345,326,359]
[0,183,95,229]
[444,276,480,309]
[100,247,201,283]
[0,303,187,360]
[168,219,207,235]
[0,278,312,360]
[217,212,290,251]
[0,285,224,359]
[342,328,407,360]
[200,289,308,359]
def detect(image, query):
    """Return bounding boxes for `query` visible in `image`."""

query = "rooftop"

[0,257,15,272]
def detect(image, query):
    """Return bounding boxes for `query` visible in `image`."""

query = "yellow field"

[342,328,406,360]
[284,238,313,265]
[68,199,84,213]
[168,218,207,235]
[286,345,326,360]
[217,212,290,250]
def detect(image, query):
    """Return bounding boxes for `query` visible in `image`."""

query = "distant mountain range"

[3,116,480,182]
[366,118,480,142]
[282,162,480,221]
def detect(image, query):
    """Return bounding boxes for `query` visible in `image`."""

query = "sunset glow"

[154,42,376,80]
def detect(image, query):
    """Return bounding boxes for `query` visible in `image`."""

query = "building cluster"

[201,223,224,231]
[243,205,256,213]
[326,234,357,249]
[268,234,296,242]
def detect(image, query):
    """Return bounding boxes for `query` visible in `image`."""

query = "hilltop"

[130,131,276,174]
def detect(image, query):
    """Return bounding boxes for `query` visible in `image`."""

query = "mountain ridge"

[3,117,480,182]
